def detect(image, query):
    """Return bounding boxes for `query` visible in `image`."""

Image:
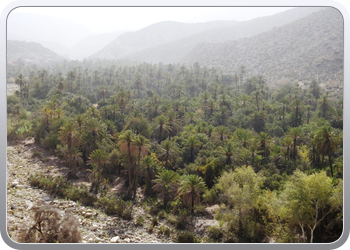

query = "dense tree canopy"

[7,60,343,243]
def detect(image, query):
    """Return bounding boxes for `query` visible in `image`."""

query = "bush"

[97,196,118,215]
[135,215,145,226]
[19,206,81,243]
[176,209,188,230]
[151,217,159,227]
[176,231,200,243]
[117,200,133,220]
[207,225,224,241]
[158,225,171,236]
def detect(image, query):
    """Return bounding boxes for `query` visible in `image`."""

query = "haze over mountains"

[98,7,323,63]
[7,12,127,59]
[7,7,343,87]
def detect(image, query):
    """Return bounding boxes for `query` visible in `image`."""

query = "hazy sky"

[11,7,293,33]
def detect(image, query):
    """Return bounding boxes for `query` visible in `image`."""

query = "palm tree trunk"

[329,155,334,177]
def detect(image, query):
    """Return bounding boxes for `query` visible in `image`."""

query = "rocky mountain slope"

[91,20,240,60]
[92,7,323,63]
[7,40,66,66]
[182,7,343,87]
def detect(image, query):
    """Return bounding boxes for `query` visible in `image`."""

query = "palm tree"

[58,120,79,151]
[160,139,179,170]
[154,115,170,143]
[57,145,83,177]
[216,125,229,142]
[252,90,261,111]
[309,79,321,99]
[235,128,253,149]
[249,143,260,172]
[131,135,149,198]
[282,137,293,160]
[15,74,26,97]
[251,111,266,133]
[319,95,330,119]
[118,130,136,198]
[177,175,207,215]
[216,141,236,168]
[80,118,109,159]
[87,149,110,193]
[152,170,179,207]
[287,127,303,160]
[166,110,181,138]
[241,94,250,109]
[313,126,341,177]
[257,132,273,159]
[75,114,85,130]
[140,155,158,196]
[58,79,64,94]
[186,135,200,162]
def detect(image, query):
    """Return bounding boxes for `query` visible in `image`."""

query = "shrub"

[194,205,207,215]
[176,209,188,230]
[97,196,118,215]
[151,217,159,227]
[176,231,200,243]
[20,206,82,243]
[167,214,177,225]
[207,225,224,241]
[118,200,133,220]
[135,215,145,226]
[147,224,154,233]
[157,210,167,220]
[158,225,171,236]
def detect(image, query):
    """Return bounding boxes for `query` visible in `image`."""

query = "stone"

[41,196,52,202]
[11,181,19,188]
[85,212,93,218]
[24,200,33,210]
[124,238,130,243]
[9,203,17,210]
[90,225,98,231]
[151,240,158,243]
[110,236,120,243]
[114,231,119,236]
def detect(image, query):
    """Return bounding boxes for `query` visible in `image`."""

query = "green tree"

[58,120,79,151]
[87,149,110,193]
[154,115,170,143]
[160,139,180,170]
[313,126,341,177]
[131,134,149,198]
[287,127,303,160]
[215,166,264,238]
[152,170,179,207]
[280,170,337,242]
[177,175,207,215]
[186,135,200,162]
[140,155,159,196]
[118,130,136,199]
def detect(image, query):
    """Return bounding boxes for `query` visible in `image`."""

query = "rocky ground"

[6,138,219,244]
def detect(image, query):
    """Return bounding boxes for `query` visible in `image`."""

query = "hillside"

[182,7,343,87]
[7,40,66,65]
[125,7,323,64]
[70,31,126,59]
[91,20,239,60]
[92,7,323,63]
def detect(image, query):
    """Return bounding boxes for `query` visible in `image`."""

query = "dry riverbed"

[6,138,219,244]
